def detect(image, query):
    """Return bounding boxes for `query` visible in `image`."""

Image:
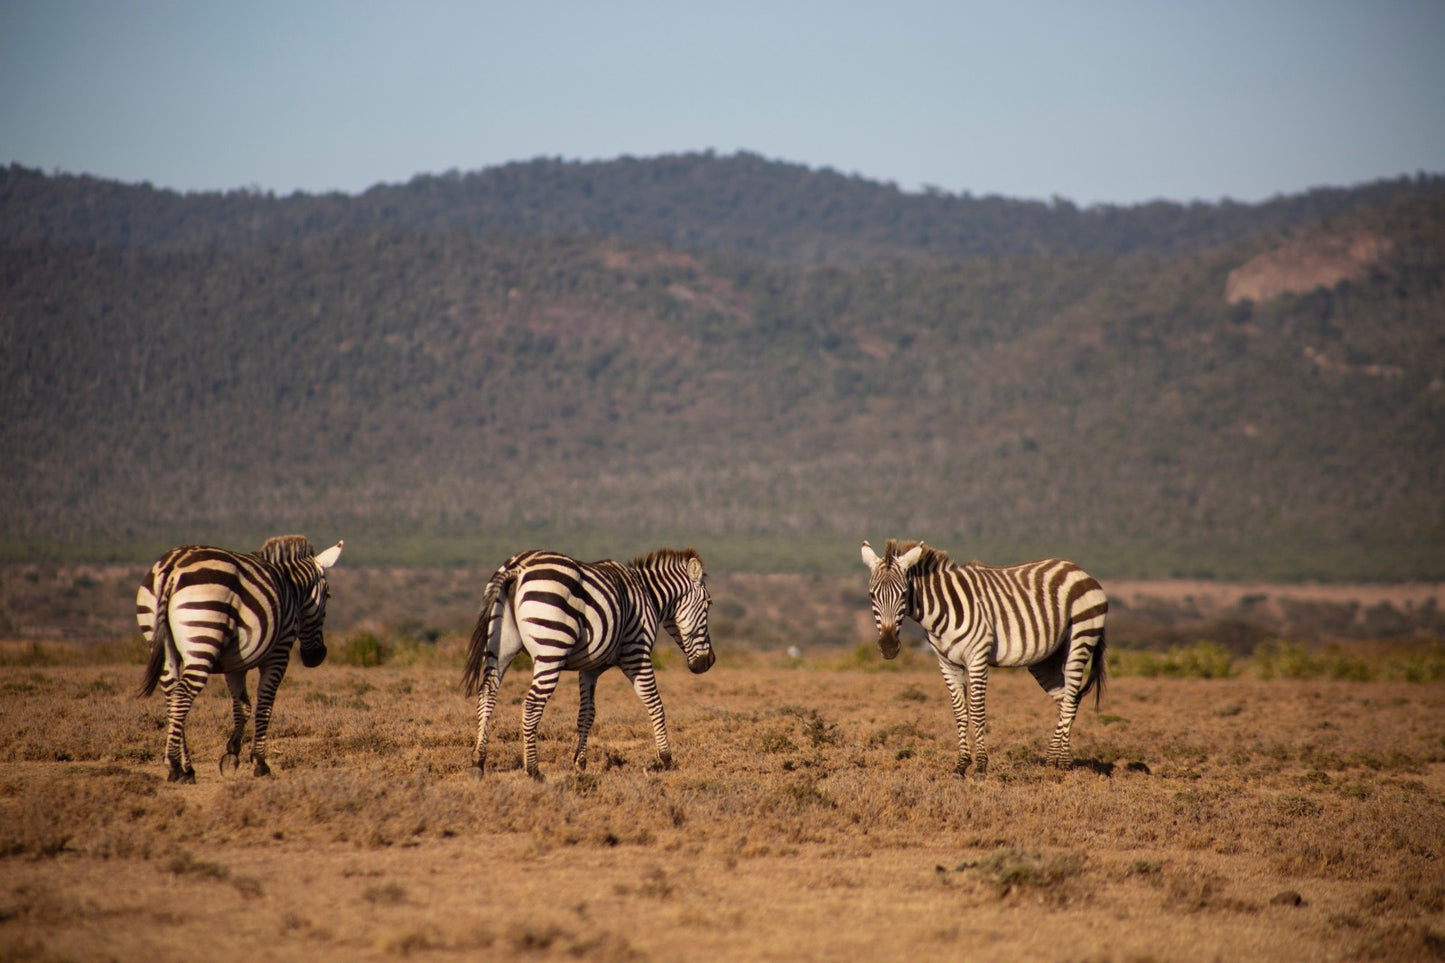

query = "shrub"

[1393,641,1445,682]
[1109,642,1235,679]
[335,631,390,667]
[1252,641,1374,681]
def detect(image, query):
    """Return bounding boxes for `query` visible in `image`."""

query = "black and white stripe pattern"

[136,535,343,782]
[462,547,716,778]
[862,539,1107,775]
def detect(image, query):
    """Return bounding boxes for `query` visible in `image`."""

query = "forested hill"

[5,153,1444,263]
[2,156,1443,579]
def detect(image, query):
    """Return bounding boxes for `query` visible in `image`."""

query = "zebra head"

[297,540,343,668]
[662,553,716,674]
[861,539,923,660]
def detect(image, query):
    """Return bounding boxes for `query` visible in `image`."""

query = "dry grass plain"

[2,565,1444,961]
[2,639,1444,962]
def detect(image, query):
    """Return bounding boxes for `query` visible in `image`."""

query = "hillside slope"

[4,179,1442,577]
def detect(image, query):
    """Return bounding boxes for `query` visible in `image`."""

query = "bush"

[1393,641,1445,683]
[1252,641,1373,681]
[335,631,390,668]
[1110,642,1235,679]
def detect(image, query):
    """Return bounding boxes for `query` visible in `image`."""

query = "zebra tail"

[137,577,174,698]
[461,567,513,697]
[1079,630,1107,710]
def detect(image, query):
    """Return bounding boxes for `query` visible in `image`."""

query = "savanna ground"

[1,565,1444,961]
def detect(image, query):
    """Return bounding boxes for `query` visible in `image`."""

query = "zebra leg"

[621,660,672,770]
[1047,693,1081,769]
[573,670,600,772]
[248,654,290,777]
[220,670,251,775]
[521,662,563,779]
[1042,639,1097,769]
[473,603,523,777]
[1028,647,1071,768]
[964,657,991,777]
[936,655,972,775]
[162,672,205,784]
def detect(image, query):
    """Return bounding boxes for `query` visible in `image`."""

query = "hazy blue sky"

[3,1,1442,205]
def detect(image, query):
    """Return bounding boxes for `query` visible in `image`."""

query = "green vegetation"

[2,159,1443,578]
[1104,639,1445,682]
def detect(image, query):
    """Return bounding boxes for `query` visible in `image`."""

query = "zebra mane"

[259,535,316,564]
[630,547,704,571]
[885,539,955,573]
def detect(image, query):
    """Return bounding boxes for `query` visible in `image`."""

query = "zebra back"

[911,545,1107,697]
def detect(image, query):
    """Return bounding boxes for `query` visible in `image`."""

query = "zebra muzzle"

[300,643,327,668]
[687,649,716,674]
[877,627,901,660]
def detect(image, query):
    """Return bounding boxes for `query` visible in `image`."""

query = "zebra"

[861,539,1107,775]
[462,547,716,779]
[136,535,343,783]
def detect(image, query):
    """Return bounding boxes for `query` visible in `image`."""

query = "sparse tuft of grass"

[363,881,408,905]
[949,849,1085,899]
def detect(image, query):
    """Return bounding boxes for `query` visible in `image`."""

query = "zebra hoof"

[252,758,272,778]
[470,765,486,781]
[219,753,241,776]
[169,768,196,784]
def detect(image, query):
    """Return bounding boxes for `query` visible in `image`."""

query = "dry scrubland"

[2,566,1444,960]
[2,631,1445,962]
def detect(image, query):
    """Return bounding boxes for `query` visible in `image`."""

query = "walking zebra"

[462,548,716,778]
[136,535,343,782]
[861,539,1107,775]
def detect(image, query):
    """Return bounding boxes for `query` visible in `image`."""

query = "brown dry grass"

[2,643,1444,962]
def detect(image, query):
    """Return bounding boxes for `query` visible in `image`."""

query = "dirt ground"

[2,653,1443,962]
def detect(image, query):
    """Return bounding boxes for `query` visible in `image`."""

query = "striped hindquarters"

[515,552,637,672]
[136,540,331,681]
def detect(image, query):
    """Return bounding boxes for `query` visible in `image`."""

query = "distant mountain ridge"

[2,155,1442,578]
[5,152,1443,263]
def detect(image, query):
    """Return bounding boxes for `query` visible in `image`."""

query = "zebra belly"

[935,630,1059,668]
[564,644,620,672]
[562,614,625,671]
[210,608,280,674]
[987,620,1069,667]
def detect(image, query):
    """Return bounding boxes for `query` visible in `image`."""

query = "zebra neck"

[636,569,673,619]
[910,571,968,636]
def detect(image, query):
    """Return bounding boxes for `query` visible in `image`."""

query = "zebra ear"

[687,556,704,583]
[861,541,881,570]
[897,544,923,571]
[315,541,344,571]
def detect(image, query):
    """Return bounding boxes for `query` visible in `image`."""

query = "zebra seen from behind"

[136,535,343,783]
[861,539,1107,776]
[462,547,716,779]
